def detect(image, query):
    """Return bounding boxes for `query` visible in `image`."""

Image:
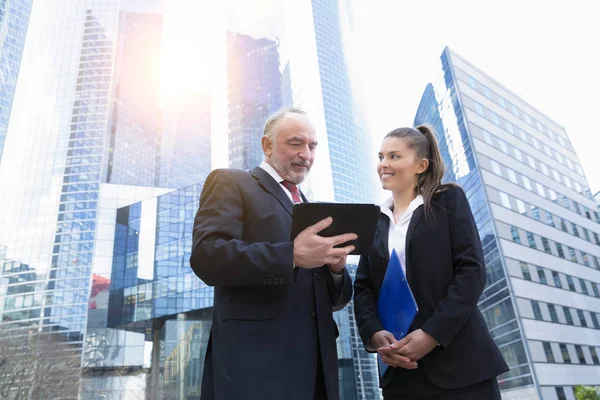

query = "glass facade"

[1,0,378,398]
[311,0,371,203]
[227,31,289,170]
[415,47,600,399]
[0,0,32,163]
[414,48,534,391]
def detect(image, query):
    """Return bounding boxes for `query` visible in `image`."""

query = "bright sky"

[347,0,600,196]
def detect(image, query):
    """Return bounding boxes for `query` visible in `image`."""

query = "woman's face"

[377,136,428,193]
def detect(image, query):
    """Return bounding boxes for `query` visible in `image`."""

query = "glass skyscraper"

[0,0,378,398]
[0,0,32,164]
[415,47,600,400]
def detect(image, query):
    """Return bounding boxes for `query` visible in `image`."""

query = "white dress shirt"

[259,161,344,285]
[380,195,424,274]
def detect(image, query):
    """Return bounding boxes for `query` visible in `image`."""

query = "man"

[190,108,356,400]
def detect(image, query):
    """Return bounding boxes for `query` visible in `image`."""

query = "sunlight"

[159,0,224,104]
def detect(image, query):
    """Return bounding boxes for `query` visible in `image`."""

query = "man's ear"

[262,136,272,157]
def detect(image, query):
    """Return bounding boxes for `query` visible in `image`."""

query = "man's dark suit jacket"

[354,185,509,390]
[190,166,352,400]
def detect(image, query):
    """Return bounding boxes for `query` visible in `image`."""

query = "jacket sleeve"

[354,254,385,352]
[189,169,295,287]
[325,267,353,312]
[421,186,486,347]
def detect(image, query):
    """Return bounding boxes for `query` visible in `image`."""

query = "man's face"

[262,113,318,184]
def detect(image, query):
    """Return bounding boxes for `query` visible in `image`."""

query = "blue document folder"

[376,249,418,377]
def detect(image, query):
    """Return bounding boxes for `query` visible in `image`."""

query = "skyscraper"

[415,47,600,400]
[0,0,378,398]
[0,0,33,164]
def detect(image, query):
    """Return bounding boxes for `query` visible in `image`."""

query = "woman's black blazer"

[354,185,509,389]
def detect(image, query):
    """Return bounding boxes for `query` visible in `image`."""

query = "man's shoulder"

[208,168,255,181]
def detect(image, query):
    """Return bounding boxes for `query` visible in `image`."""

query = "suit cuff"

[329,269,344,290]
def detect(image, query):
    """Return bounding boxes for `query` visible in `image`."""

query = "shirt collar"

[380,194,424,224]
[260,161,286,184]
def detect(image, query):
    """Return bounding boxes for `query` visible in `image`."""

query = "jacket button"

[311,311,317,319]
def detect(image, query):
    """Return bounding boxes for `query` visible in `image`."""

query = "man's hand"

[371,330,417,369]
[293,217,357,269]
[391,329,438,362]
[328,255,347,274]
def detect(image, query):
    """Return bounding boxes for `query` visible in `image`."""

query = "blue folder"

[376,249,418,377]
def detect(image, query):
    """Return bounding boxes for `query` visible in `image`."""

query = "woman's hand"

[371,330,418,369]
[391,329,438,361]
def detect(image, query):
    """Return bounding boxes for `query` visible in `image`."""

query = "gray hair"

[263,107,306,140]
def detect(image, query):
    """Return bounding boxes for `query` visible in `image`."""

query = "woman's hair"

[384,124,449,214]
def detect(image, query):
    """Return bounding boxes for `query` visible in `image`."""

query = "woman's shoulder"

[433,183,464,199]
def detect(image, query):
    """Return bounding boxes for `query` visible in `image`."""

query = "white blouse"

[380,195,424,274]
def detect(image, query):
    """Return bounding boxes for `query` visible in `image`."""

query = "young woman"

[354,125,509,399]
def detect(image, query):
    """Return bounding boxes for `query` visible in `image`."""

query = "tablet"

[290,203,380,255]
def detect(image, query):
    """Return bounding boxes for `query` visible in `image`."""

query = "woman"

[354,125,509,399]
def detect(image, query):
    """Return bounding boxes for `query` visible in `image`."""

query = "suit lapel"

[250,167,294,216]
[404,205,424,279]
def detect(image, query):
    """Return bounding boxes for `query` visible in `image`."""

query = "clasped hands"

[371,329,438,369]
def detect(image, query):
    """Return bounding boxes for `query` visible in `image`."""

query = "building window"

[594,233,600,246]
[578,310,588,328]
[552,271,562,288]
[500,192,511,208]
[491,112,500,126]
[522,176,532,191]
[582,253,590,267]
[580,279,589,295]
[510,226,521,243]
[543,342,555,362]
[531,206,541,220]
[467,75,477,89]
[564,307,574,325]
[491,160,501,176]
[475,103,485,116]
[548,304,559,322]
[505,120,513,132]
[556,387,567,400]
[516,199,527,214]
[513,147,523,161]
[571,223,580,237]
[556,243,565,259]
[541,237,552,254]
[591,347,600,364]
[560,219,568,233]
[521,262,531,280]
[536,182,546,197]
[568,247,577,263]
[537,267,547,284]
[583,228,591,242]
[575,345,587,364]
[561,195,570,209]
[559,344,571,363]
[482,130,493,145]
[499,140,508,153]
[591,313,600,329]
[507,169,518,184]
[532,300,543,320]
[527,231,537,249]
[548,188,558,201]
[566,276,576,292]
[592,284,600,298]
[527,155,536,169]
[541,163,549,176]
[546,212,555,227]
